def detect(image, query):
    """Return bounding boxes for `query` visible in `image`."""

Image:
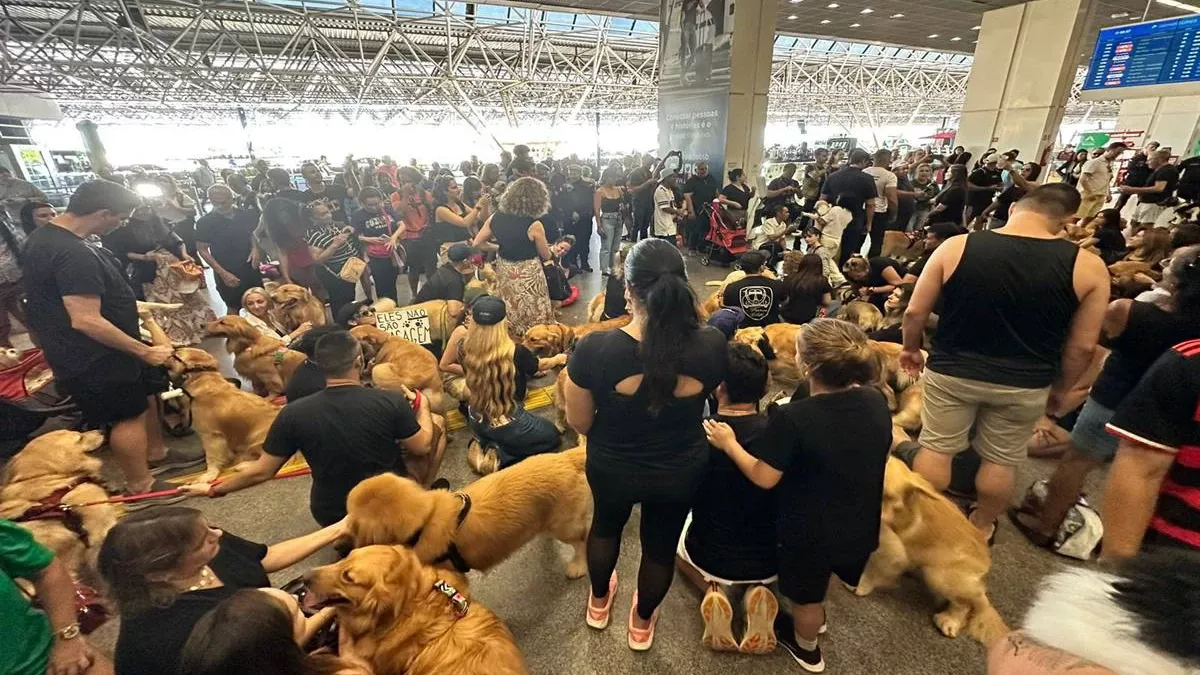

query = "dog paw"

[853,583,874,597]
[933,610,965,638]
[565,558,588,579]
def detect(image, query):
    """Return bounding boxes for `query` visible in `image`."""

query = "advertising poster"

[658,0,732,176]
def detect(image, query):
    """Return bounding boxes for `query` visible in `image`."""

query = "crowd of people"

[1,134,1199,675]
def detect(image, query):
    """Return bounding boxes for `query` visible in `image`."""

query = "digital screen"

[1083,14,1200,93]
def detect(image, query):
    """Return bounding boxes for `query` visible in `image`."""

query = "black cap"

[471,295,507,326]
[335,299,372,327]
[739,250,766,273]
[447,243,474,263]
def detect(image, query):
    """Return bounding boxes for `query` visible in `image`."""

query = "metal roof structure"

[0,0,1119,128]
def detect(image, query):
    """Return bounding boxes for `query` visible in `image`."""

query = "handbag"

[337,256,367,283]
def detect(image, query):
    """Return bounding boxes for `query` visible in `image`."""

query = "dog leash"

[50,466,314,509]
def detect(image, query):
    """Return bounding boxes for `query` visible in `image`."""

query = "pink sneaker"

[627,591,660,651]
[586,572,618,629]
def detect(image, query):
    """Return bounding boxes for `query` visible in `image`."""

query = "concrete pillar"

[723,0,778,183]
[956,0,1096,165]
[75,120,112,176]
[1115,96,1200,156]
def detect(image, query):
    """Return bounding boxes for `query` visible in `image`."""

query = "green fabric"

[0,519,54,675]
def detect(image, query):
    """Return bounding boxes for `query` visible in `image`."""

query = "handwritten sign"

[376,308,432,345]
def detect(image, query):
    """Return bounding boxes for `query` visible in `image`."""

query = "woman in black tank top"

[430,176,489,256]
[595,169,626,275]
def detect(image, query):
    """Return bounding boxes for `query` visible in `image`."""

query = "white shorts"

[675,513,779,586]
[1132,200,1165,224]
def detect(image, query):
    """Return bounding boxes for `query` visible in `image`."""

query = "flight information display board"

[1081,14,1200,100]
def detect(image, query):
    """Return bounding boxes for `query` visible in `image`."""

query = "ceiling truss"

[0,0,1115,129]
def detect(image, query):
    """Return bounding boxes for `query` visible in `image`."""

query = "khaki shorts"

[1076,194,1106,220]
[918,369,1049,467]
[1131,200,1165,225]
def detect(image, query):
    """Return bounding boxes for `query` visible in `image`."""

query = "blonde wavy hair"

[462,319,518,422]
[498,176,550,219]
[796,318,880,388]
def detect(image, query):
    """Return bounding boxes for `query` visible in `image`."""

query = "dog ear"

[757,334,776,361]
[557,324,574,351]
[410,491,465,565]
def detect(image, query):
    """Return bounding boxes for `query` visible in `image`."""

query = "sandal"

[1006,506,1055,549]
[627,591,660,651]
[586,572,618,630]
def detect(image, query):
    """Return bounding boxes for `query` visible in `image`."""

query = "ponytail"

[624,239,698,414]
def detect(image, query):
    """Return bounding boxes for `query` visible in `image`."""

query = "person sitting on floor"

[456,295,564,474]
[239,287,312,346]
[752,204,797,270]
[414,242,474,304]
[677,343,780,655]
[600,246,631,321]
[704,319,892,673]
[722,251,787,328]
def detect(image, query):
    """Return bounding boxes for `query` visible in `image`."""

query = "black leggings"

[368,256,398,302]
[588,492,691,620]
[315,264,357,314]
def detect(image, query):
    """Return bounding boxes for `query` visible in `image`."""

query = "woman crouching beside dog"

[563,239,728,651]
[704,319,892,673]
[240,287,313,347]
[97,506,347,675]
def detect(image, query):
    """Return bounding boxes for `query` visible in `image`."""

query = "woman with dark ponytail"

[563,238,728,650]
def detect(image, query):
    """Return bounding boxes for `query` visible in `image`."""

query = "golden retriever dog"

[839,300,885,332]
[165,348,281,484]
[347,445,591,578]
[306,545,527,675]
[0,430,120,575]
[733,323,803,389]
[349,325,448,412]
[586,291,606,323]
[880,230,927,263]
[872,341,925,432]
[699,289,723,321]
[403,299,466,345]
[855,457,1007,647]
[206,315,307,396]
[270,283,328,332]
[522,315,633,358]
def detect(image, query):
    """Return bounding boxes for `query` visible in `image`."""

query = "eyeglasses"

[356,306,377,318]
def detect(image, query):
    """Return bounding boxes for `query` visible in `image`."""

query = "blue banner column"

[658,0,778,179]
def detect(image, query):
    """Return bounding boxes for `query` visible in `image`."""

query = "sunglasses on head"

[357,306,377,318]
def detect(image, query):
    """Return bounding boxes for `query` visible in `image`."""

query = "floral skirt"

[494,257,554,336]
[144,250,217,346]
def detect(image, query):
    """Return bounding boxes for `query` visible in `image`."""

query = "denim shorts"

[1069,397,1119,462]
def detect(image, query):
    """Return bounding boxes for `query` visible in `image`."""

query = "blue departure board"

[1082,14,1200,98]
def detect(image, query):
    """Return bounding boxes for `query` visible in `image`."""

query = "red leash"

[65,467,314,508]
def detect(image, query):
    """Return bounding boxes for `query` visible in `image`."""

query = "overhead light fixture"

[890,12,904,17]
[1158,0,1200,12]
[951,36,962,41]
[788,13,798,19]
[820,18,831,23]
[927,33,939,37]
[860,7,874,13]
[850,22,861,26]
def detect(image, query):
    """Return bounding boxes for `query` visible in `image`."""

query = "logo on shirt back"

[739,285,774,322]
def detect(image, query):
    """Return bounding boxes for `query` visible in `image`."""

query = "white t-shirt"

[653,185,677,237]
[751,217,789,249]
[1077,157,1112,199]
[818,205,853,240]
[864,166,897,214]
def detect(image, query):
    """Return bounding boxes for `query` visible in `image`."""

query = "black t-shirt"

[113,533,269,675]
[626,167,654,205]
[273,188,310,204]
[860,257,906,311]
[305,184,349,223]
[764,176,799,211]
[820,167,877,227]
[21,225,142,381]
[602,273,629,320]
[929,186,966,225]
[722,275,787,327]
[758,387,891,560]
[894,174,915,227]
[568,328,727,500]
[195,208,258,274]
[512,344,540,401]
[1140,165,1180,205]
[415,263,466,303]
[1106,343,1200,550]
[284,360,326,402]
[1094,227,1128,265]
[780,277,832,325]
[991,185,1025,222]
[264,385,421,525]
[967,168,1003,210]
[720,184,753,211]
[1090,302,1200,409]
[909,251,932,278]
[685,413,778,581]
[683,174,720,211]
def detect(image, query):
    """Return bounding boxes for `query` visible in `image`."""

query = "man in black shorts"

[185,331,443,525]
[21,181,202,499]
[196,185,261,314]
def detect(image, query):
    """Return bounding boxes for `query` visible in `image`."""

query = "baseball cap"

[335,299,373,327]
[707,307,746,339]
[447,243,474,263]
[471,295,507,326]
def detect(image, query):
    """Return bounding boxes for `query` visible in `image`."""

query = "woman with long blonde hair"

[458,296,562,474]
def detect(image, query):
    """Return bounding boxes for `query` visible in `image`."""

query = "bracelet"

[54,623,81,641]
[207,483,223,498]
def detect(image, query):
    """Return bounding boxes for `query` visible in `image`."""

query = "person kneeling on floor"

[677,343,780,654]
[704,319,892,673]
[457,295,563,474]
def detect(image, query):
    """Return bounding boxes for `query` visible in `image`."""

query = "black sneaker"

[430,478,452,491]
[149,447,206,477]
[123,479,189,511]
[774,614,825,673]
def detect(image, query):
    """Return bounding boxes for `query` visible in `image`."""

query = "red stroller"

[698,200,749,266]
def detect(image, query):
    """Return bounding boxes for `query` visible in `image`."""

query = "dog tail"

[564,441,587,467]
[967,595,1009,647]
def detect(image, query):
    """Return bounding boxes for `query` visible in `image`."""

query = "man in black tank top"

[899,184,1110,541]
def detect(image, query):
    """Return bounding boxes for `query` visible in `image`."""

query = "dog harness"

[433,579,470,618]
[13,477,103,547]
[273,349,288,366]
[407,492,473,573]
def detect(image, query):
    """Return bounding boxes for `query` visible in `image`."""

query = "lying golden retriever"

[270,283,327,332]
[347,445,591,578]
[206,315,307,396]
[166,348,282,484]
[855,457,1007,647]
[586,292,606,323]
[732,324,922,430]
[880,230,927,263]
[699,289,723,321]
[522,315,632,358]
[0,430,120,576]
[350,325,448,412]
[840,300,885,332]
[307,545,527,675]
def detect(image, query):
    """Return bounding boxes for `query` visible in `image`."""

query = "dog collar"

[433,579,469,618]
[273,349,287,366]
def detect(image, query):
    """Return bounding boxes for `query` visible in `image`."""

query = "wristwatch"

[54,623,81,641]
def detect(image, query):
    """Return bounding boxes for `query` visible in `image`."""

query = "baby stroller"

[0,348,80,458]
[698,200,749,266]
